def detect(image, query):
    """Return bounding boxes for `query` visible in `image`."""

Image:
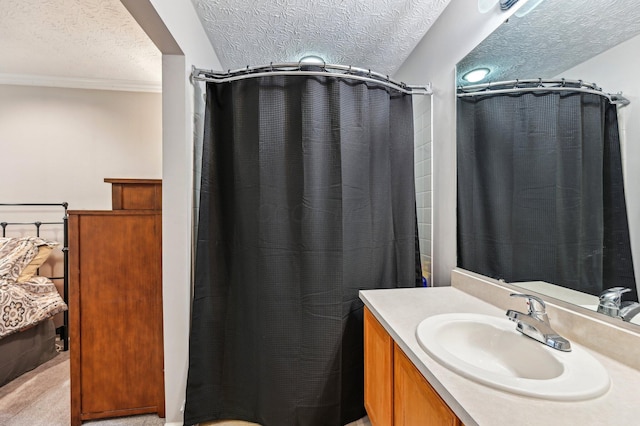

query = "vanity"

[360,268,640,426]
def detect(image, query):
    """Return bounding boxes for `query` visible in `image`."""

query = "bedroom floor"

[0,351,371,426]
[0,351,163,426]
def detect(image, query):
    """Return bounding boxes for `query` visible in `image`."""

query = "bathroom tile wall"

[413,95,432,284]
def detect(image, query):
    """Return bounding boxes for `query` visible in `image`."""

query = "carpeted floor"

[0,350,72,425]
[0,352,371,426]
[0,351,164,426]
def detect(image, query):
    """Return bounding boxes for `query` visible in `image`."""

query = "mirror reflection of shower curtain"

[457,91,637,301]
[184,75,419,425]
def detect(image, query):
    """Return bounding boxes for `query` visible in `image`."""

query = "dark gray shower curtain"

[457,91,636,300]
[184,75,418,426]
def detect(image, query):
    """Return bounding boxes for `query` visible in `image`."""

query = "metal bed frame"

[0,202,69,351]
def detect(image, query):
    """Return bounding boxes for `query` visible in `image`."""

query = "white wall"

[0,85,161,208]
[0,83,161,347]
[123,1,222,423]
[394,0,524,286]
[559,33,640,298]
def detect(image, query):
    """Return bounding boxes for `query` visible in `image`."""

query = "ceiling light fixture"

[462,68,490,83]
[299,55,325,65]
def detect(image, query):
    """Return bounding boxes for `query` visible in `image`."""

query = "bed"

[0,203,69,387]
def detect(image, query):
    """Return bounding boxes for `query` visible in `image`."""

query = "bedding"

[17,244,55,283]
[1,276,68,339]
[0,210,69,387]
[0,237,67,340]
[0,237,58,281]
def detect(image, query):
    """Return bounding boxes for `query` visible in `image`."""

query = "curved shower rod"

[457,78,630,106]
[191,63,432,96]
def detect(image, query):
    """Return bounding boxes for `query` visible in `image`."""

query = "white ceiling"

[0,0,161,90]
[0,0,453,91]
[7,0,640,95]
[191,0,452,76]
[5,0,639,93]
[457,0,640,86]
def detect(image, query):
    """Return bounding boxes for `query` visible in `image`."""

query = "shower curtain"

[184,75,419,425]
[457,90,636,300]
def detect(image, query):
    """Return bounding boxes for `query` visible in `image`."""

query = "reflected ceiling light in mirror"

[515,0,546,17]
[462,68,491,83]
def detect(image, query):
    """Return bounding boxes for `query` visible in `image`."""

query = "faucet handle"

[598,287,630,304]
[510,293,546,317]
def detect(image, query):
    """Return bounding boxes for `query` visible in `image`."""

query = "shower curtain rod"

[191,63,432,95]
[457,78,630,106]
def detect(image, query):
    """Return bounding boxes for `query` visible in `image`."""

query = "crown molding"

[0,73,161,93]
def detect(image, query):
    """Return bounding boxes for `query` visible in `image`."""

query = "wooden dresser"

[69,179,164,425]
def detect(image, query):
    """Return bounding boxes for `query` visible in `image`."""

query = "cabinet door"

[364,307,394,426]
[394,344,461,426]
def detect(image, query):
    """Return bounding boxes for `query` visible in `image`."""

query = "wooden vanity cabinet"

[364,307,462,426]
[394,345,461,426]
[69,180,164,426]
[364,308,394,426]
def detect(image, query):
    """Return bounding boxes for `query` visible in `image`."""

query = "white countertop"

[359,287,640,426]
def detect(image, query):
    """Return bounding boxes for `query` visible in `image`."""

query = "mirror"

[456,0,640,325]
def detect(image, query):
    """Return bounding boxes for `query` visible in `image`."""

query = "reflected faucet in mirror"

[598,287,640,323]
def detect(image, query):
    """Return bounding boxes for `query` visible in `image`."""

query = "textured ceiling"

[191,0,452,76]
[457,0,640,86]
[12,0,636,93]
[0,0,161,88]
[0,0,452,89]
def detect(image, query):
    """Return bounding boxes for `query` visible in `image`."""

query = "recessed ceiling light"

[462,68,490,83]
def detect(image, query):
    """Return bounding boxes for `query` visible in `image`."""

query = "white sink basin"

[416,313,610,400]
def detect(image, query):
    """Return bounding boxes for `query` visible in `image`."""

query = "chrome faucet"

[506,293,572,352]
[597,287,640,322]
